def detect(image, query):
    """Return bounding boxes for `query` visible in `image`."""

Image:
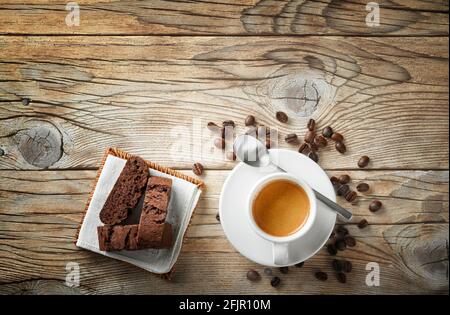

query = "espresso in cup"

[252,180,310,237]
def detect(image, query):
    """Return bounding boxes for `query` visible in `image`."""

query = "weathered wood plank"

[0,36,448,170]
[0,169,448,294]
[0,0,448,36]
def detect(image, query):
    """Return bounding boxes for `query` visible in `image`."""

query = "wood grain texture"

[0,0,448,35]
[0,36,448,170]
[0,169,448,294]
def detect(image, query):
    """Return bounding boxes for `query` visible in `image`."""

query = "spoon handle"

[272,164,353,220]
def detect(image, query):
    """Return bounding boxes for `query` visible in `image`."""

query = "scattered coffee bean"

[344,190,357,203]
[308,151,319,163]
[369,200,382,212]
[308,142,318,152]
[214,138,225,149]
[279,267,289,274]
[314,135,327,148]
[356,182,370,192]
[358,155,370,168]
[270,276,281,287]
[264,268,273,276]
[336,272,347,284]
[315,271,328,281]
[322,126,333,138]
[21,98,31,106]
[336,226,349,236]
[330,176,339,184]
[335,141,347,153]
[226,151,236,161]
[0,148,4,156]
[339,174,351,184]
[299,143,309,154]
[327,244,337,256]
[285,133,299,144]
[295,262,304,268]
[304,130,315,143]
[336,240,347,251]
[331,132,344,142]
[192,162,204,176]
[307,118,316,131]
[344,236,356,247]
[245,115,256,126]
[222,120,235,128]
[247,269,260,281]
[207,122,219,132]
[337,184,350,196]
[342,260,352,273]
[276,111,288,123]
[332,259,343,272]
[216,213,220,222]
[357,219,369,229]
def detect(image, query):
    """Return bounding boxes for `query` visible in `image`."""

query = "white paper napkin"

[76,154,202,274]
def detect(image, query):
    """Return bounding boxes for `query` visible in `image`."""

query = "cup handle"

[272,242,289,266]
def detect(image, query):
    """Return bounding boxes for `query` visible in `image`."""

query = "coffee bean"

[315,271,328,281]
[358,155,370,168]
[327,244,337,256]
[279,267,289,274]
[357,219,369,229]
[308,142,318,152]
[307,118,316,131]
[299,143,309,154]
[21,98,31,106]
[247,269,260,281]
[222,120,235,128]
[344,236,356,247]
[332,259,343,272]
[336,226,349,236]
[322,126,333,138]
[356,182,370,192]
[270,276,281,287]
[226,151,236,161]
[337,184,350,196]
[342,260,352,273]
[214,138,225,149]
[308,151,319,163]
[276,111,288,123]
[264,268,273,276]
[314,135,327,148]
[330,176,339,185]
[304,130,315,143]
[0,148,4,156]
[335,141,346,153]
[245,115,256,126]
[336,240,346,251]
[216,213,220,222]
[345,190,357,203]
[336,272,347,284]
[369,200,382,212]
[331,132,344,142]
[339,174,350,184]
[285,133,299,144]
[207,122,219,132]
[295,262,304,268]
[192,162,204,176]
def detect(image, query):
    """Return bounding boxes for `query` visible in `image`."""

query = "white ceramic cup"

[247,173,317,266]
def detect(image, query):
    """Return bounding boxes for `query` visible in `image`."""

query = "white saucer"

[219,149,336,267]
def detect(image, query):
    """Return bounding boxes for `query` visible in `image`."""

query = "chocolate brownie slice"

[97,225,140,251]
[99,156,149,225]
[138,176,173,248]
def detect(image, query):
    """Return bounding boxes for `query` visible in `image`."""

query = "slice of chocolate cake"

[97,225,139,251]
[138,176,173,248]
[99,156,149,225]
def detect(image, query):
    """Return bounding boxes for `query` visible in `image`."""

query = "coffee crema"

[252,180,310,237]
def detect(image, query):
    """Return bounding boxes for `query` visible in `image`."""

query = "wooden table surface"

[0,0,448,295]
